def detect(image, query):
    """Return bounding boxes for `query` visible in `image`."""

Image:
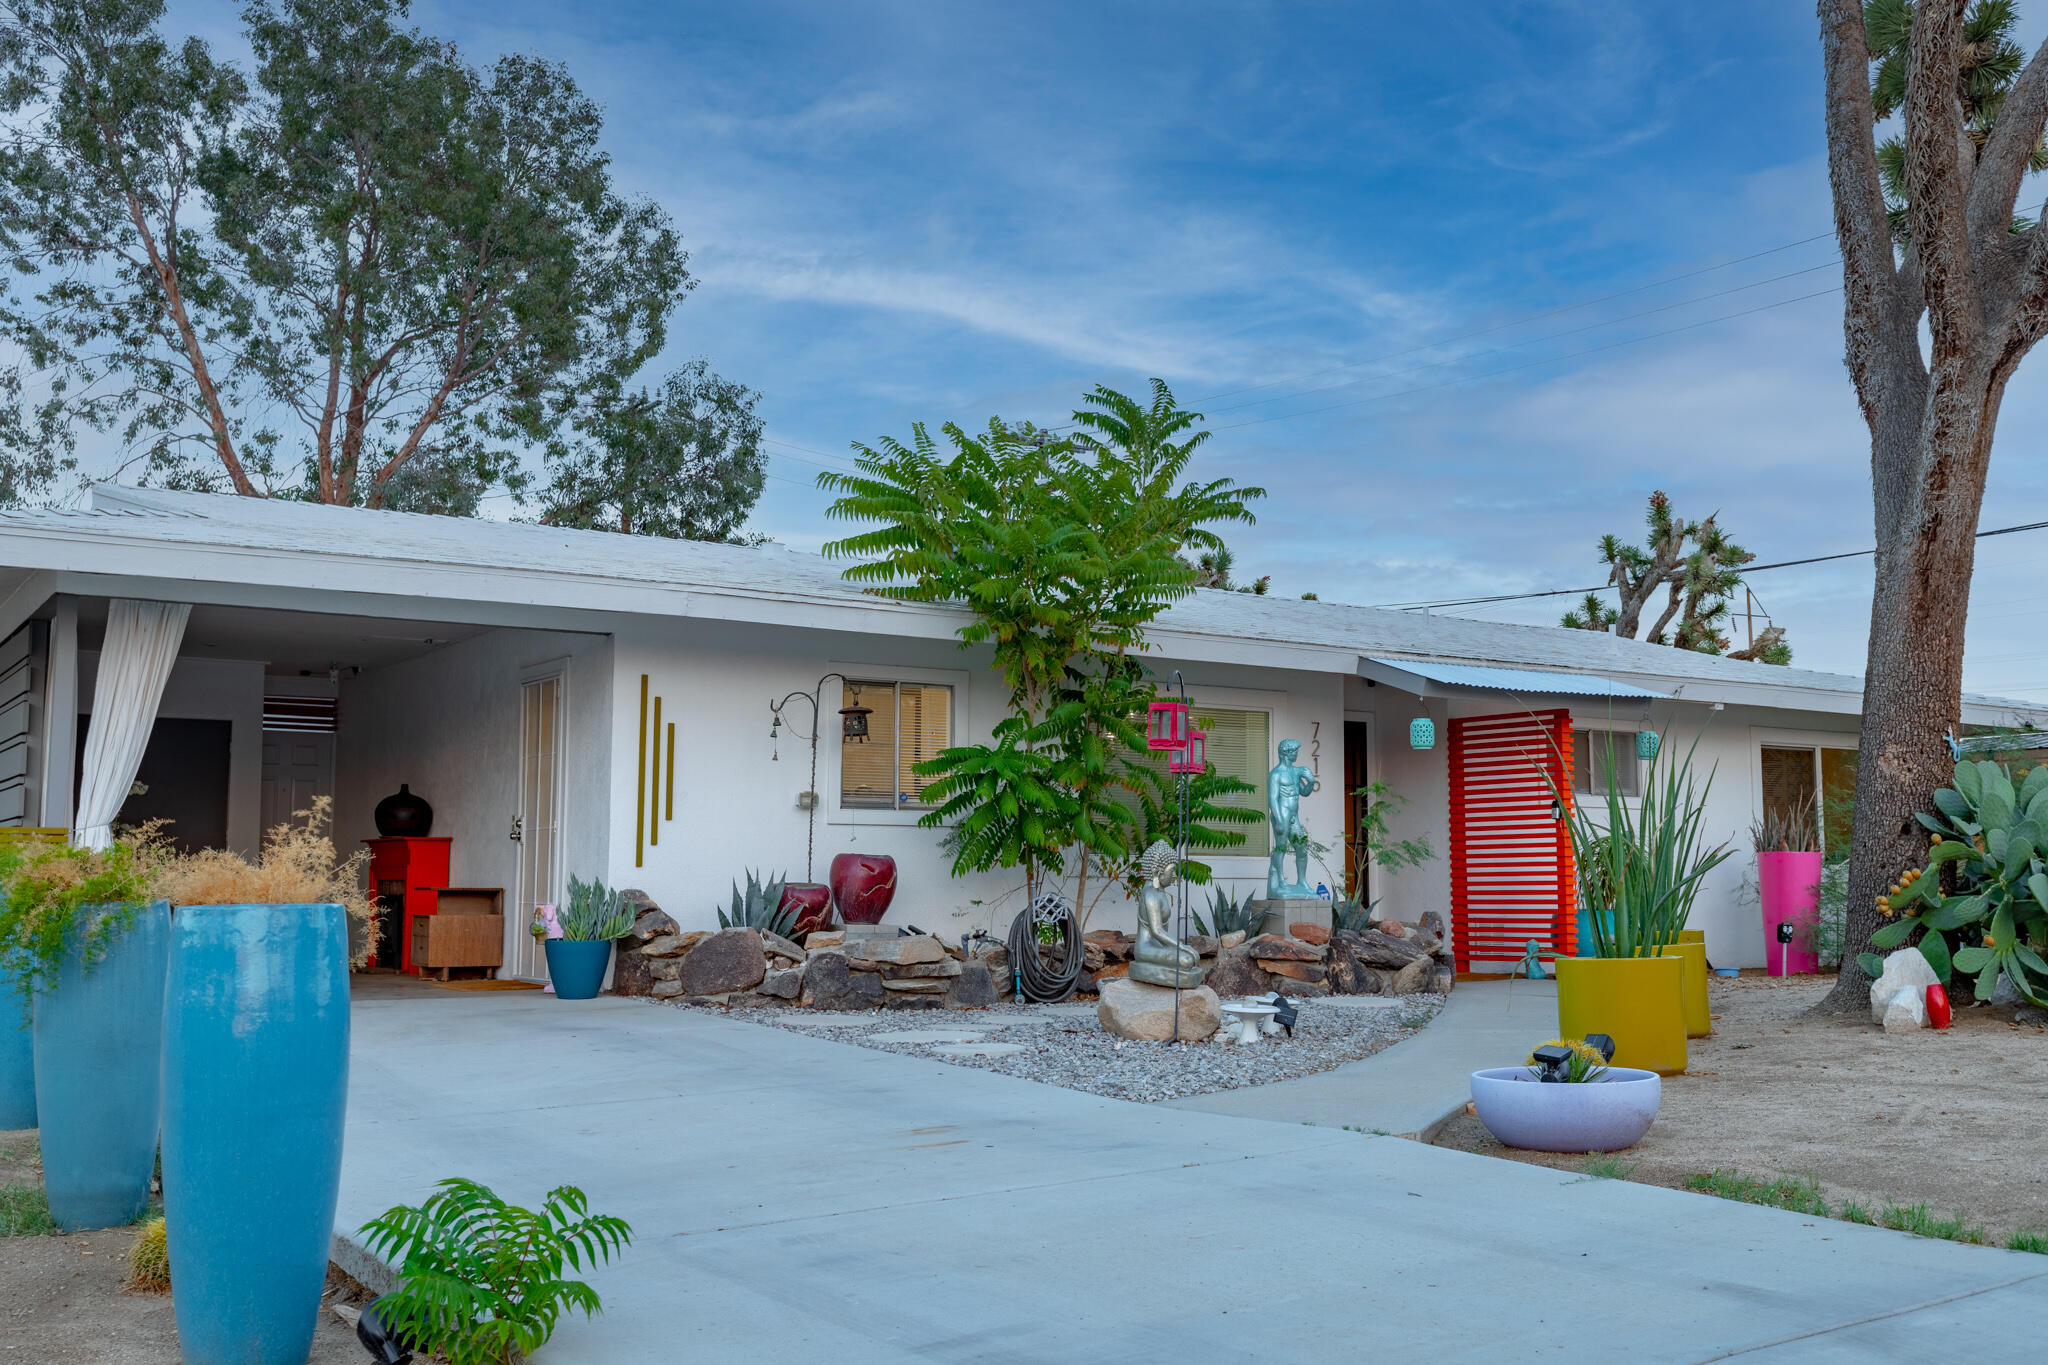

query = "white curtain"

[73,599,190,851]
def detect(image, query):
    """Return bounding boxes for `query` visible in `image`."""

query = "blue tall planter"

[32,900,170,1230]
[163,903,350,1365]
[544,938,613,999]
[0,962,34,1130]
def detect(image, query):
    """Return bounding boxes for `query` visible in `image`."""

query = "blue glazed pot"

[33,900,170,1230]
[1575,909,1617,958]
[545,939,613,999]
[163,903,350,1365]
[0,961,33,1130]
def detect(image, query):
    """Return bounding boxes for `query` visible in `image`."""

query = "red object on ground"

[1926,983,1952,1029]
[780,883,834,937]
[830,853,898,925]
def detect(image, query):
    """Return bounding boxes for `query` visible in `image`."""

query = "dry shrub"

[147,797,377,966]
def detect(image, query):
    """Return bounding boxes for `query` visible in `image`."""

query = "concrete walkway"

[1167,978,1556,1136]
[336,991,2047,1363]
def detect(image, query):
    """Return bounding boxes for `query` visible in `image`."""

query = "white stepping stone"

[868,1029,990,1044]
[929,1041,1026,1057]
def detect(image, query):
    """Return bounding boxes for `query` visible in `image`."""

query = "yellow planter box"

[1676,930,1705,945]
[1660,941,1711,1038]
[1555,956,1687,1074]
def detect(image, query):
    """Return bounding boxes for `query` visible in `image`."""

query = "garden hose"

[1007,892,1083,1003]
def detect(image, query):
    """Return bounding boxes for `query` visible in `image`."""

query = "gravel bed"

[668,995,1445,1103]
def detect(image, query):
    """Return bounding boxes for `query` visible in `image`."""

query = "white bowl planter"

[1469,1066,1662,1153]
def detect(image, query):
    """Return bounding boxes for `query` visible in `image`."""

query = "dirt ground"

[1434,974,2048,1239]
[0,1129,366,1363]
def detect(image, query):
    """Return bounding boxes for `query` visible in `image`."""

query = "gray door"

[261,731,334,834]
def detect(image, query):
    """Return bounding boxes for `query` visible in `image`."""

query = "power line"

[1372,518,2048,612]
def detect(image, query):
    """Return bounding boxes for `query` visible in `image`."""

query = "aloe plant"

[717,870,794,938]
[1876,759,2048,1004]
[1552,731,1733,958]
[557,876,633,941]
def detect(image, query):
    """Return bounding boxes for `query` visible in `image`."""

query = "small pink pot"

[1758,850,1823,975]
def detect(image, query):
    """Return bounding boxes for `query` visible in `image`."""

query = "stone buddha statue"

[1129,840,1204,989]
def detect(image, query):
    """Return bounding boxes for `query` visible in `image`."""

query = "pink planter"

[1758,850,1823,975]
[779,883,834,937]
[830,853,897,925]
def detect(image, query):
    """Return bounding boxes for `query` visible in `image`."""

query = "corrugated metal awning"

[1361,657,1671,699]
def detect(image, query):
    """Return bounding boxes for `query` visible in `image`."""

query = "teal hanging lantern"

[1409,717,1436,751]
[1635,730,1661,761]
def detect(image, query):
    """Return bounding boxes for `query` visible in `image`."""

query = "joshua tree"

[1815,0,2048,1009]
[1562,491,1787,662]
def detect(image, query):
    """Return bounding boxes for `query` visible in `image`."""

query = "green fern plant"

[358,1178,633,1365]
[717,870,793,938]
[556,876,633,941]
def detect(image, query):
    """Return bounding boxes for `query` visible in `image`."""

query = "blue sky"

[173,1,2048,702]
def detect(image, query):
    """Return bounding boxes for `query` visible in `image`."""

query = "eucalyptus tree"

[0,0,739,529]
[1817,0,2048,1008]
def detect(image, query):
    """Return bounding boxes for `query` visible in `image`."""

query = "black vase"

[373,784,433,838]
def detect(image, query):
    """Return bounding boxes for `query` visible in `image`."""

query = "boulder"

[1084,930,1134,962]
[1419,910,1447,937]
[1205,947,1271,998]
[945,963,998,1009]
[854,935,947,967]
[1392,957,1435,996]
[1375,918,1408,939]
[1328,956,1392,995]
[1270,976,1329,998]
[805,929,847,951]
[886,957,963,979]
[1430,963,1456,995]
[756,968,803,1000]
[1290,922,1332,947]
[1883,988,1928,1033]
[1264,960,1327,983]
[1340,928,1428,970]
[1869,947,1940,1024]
[650,979,685,999]
[677,928,766,996]
[976,942,1011,977]
[759,930,807,963]
[884,993,945,1011]
[1219,930,1247,950]
[1083,940,1108,972]
[621,893,678,943]
[800,951,885,1011]
[1186,934,1220,958]
[1097,980,1221,1042]
[1244,933,1325,962]
[882,978,949,993]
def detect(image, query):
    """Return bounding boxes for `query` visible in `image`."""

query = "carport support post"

[41,595,77,831]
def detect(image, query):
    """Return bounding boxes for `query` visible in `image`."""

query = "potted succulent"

[0,836,167,1231]
[147,799,376,1365]
[1551,734,1731,1075]
[1753,803,1823,976]
[1470,1037,1662,1153]
[546,877,634,999]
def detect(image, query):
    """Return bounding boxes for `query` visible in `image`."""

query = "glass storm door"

[513,674,565,981]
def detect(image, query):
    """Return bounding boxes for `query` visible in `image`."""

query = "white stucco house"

[2,484,2040,976]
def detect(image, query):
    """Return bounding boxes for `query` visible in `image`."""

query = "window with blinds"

[1191,706,1270,856]
[1573,729,1641,797]
[841,681,953,809]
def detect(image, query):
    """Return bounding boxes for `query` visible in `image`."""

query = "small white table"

[1219,1000,1279,1045]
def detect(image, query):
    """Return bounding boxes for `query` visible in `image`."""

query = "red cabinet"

[365,837,452,975]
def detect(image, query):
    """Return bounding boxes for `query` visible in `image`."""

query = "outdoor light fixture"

[838,685,873,742]
[1409,717,1435,750]
[355,1296,415,1364]
[1583,1033,1617,1063]
[1170,728,1208,775]
[1531,1044,1575,1082]
[1636,730,1661,761]
[1147,698,1191,751]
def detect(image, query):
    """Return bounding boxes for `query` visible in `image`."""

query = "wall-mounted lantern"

[839,685,873,743]
[1409,717,1436,751]
[1635,730,1661,761]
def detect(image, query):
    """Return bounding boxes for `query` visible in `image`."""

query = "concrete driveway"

[336,991,2047,1363]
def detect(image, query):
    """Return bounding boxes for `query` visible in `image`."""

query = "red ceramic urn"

[829,853,897,925]
[779,883,835,937]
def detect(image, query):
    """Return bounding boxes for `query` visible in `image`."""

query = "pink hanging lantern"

[1147,699,1190,751]
[1170,729,1208,775]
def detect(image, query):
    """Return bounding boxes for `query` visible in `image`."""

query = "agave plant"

[1876,760,2048,1004]
[717,870,794,938]
[1192,886,1265,938]
[555,876,634,942]
[1330,897,1381,934]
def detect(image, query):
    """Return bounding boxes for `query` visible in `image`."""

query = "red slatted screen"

[1449,709,1574,971]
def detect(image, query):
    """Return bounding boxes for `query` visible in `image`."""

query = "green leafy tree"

[0,0,750,534]
[820,380,1263,912]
